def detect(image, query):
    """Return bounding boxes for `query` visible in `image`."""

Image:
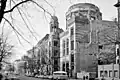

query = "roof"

[37,34,49,45]
[68,3,99,11]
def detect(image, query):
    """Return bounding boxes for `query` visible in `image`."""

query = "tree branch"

[4,0,31,13]
[3,17,31,45]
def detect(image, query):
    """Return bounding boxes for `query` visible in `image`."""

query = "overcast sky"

[3,0,118,62]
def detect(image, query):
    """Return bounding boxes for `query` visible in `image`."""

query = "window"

[54,26,57,28]
[71,66,74,70]
[98,45,103,49]
[117,48,119,56]
[109,71,112,77]
[100,71,103,77]
[104,71,108,77]
[71,27,74,36]
[63,40,65,56]
[54,50,58,56]
[66,39,69,55]
[62,63,65,71]
[54,41,58,47]
[98,59,103,65]
[71,41,74,50]
[54,59,58,65]
[71,54,74,62]
[114,70,118,78]
[66,63,69,71]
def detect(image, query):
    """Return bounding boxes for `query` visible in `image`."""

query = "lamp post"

[114,0,120,79]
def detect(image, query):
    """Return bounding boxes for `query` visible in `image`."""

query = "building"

[98,64,119,80]
[26,16,63,75]
[13,59,25,74]
[35,34,49,75]
[25,3,118,78]
[97,44,120,80]
[60,3,118,78]
[48,16,63,73]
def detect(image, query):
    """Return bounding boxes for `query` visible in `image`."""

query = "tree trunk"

[0,0,7,23]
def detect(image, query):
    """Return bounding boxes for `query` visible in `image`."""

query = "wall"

[98,64,119,80]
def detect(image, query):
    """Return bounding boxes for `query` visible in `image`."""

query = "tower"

[49,16,63,73]
[63,3,102,78]
[50,16,59,33]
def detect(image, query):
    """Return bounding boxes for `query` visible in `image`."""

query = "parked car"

[25,73,30,77]
[38,75,44,78]
[52,71,68,80]
[30,73,34,77]
[48,75,53,79]
[43,75,50,79]
[35,74,38,78]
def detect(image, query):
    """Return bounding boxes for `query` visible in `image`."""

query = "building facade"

[25,3,118,78]
[26,16,63,75]
[98,64,119,80]
[48,16,63,73]
[60,3,118,78]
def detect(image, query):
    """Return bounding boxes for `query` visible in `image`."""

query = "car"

[38,75,44,78]
[48,75,53,79]
[52,71,68,80]
[25,73,30,77]
[43,75,50,79]
[35,74,39,78]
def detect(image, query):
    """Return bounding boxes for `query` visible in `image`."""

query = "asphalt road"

[17,75,81,80]
[18,75,49,80]
[5,74,82,80]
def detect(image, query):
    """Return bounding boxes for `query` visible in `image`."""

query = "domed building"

[66,3,102,29]
[60,3,118,79]
[26,2,118,79]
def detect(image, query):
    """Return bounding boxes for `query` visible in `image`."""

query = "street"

[18,75,49,80]
[17,75,81,80]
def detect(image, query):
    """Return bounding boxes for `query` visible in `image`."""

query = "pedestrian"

[86,76,88,80]
[83,76,85,80]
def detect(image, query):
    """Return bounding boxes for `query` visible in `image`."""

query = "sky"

[1,0,118,62]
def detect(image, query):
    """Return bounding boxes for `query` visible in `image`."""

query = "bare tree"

[97,23,118,64]
[0,35,14,70]
[0,0,56,47]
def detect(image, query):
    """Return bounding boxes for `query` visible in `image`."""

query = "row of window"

[100,70,118,78]
[62,62,69,71]
[62,39,74,56]
[62,27,74,56]
[63,39,69,56]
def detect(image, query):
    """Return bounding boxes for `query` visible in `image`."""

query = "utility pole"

[114,0,120,79]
